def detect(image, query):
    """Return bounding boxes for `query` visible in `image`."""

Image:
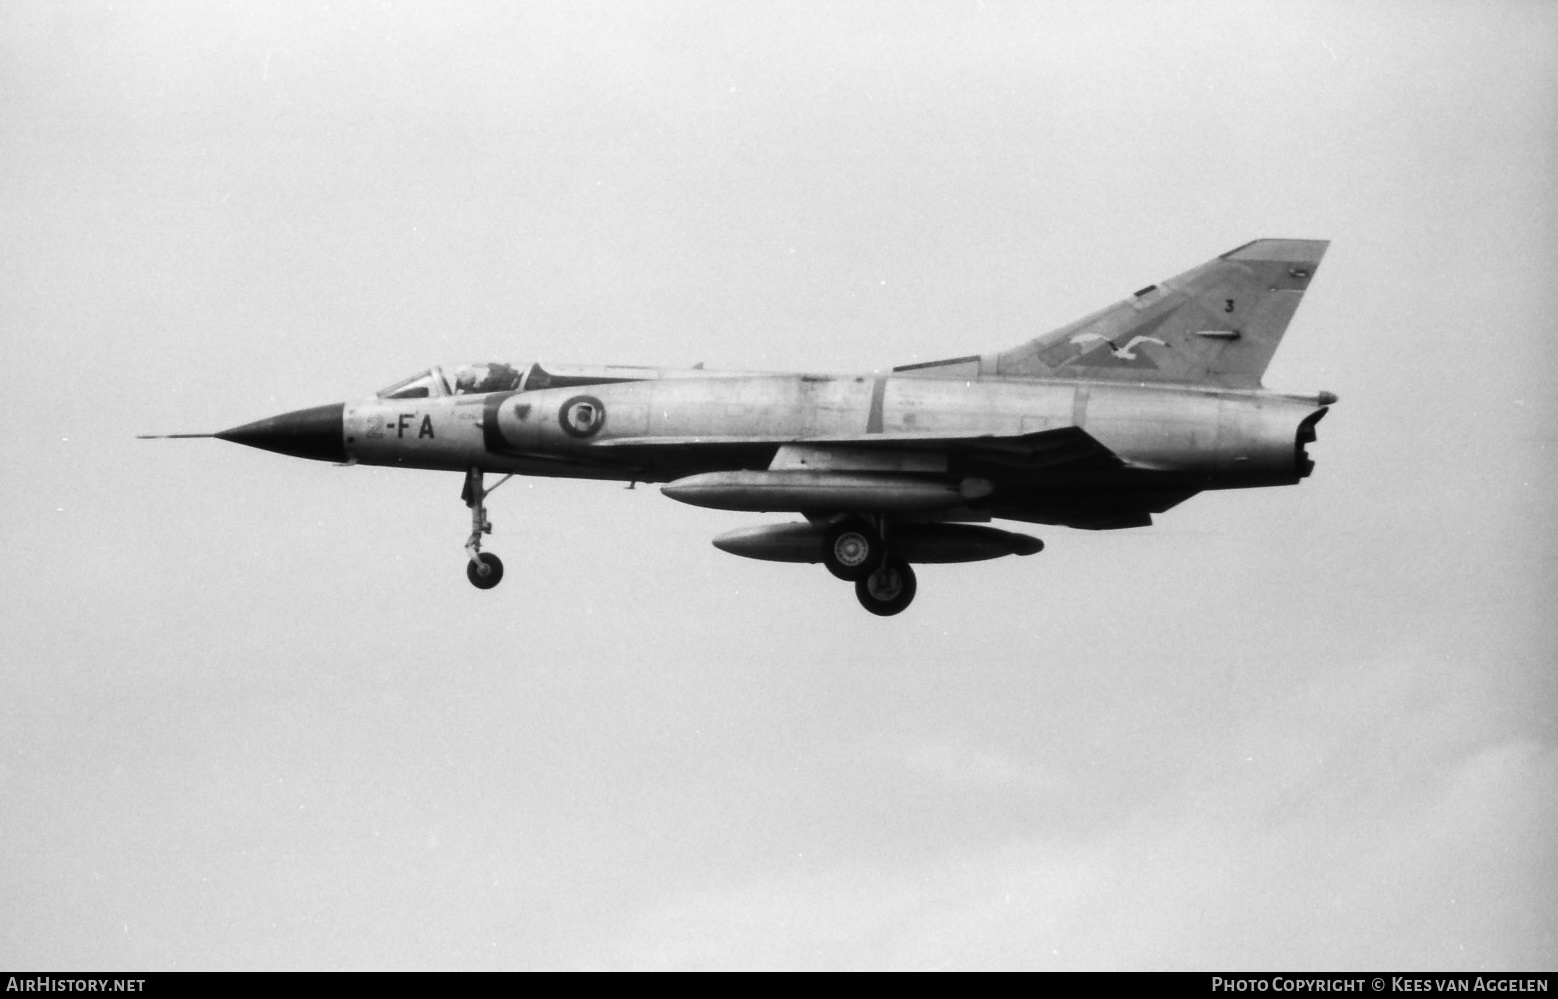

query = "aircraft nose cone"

[216,402,346,463]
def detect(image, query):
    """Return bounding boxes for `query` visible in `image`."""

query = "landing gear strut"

[462,467,513,590]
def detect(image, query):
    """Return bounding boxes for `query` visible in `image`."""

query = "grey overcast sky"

[2,0,1554,971]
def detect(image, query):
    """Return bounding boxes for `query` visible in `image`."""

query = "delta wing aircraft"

[144,238,1334,615]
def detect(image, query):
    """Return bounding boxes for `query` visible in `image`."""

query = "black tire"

[466,552,504,589]
[855,558,916,616]
[822,519,881,581]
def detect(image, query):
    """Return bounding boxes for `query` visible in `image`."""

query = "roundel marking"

[559,395,606,438]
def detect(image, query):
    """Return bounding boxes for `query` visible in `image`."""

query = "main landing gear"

[822,516,919,616]
[462,467,513,590]
[855,557,917,617]
[822,518,882,581]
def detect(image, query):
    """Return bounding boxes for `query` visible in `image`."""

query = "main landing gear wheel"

[467,552,504,589]
[822,518,882,581]
[855,557,917,616]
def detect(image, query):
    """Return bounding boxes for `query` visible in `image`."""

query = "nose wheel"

[467,552,504,589]
[462,467,513,590]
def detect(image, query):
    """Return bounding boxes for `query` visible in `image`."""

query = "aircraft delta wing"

[141,238,1335,616]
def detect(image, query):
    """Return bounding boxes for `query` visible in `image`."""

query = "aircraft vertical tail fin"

[895,239,1329,388]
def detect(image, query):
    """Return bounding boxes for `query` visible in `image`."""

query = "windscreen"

[376,368,451,399]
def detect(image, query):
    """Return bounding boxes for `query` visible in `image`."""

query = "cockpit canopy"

[376,363,523,400]
[375,360,701,401]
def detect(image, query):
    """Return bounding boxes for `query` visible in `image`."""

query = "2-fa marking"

[389,413,436,439]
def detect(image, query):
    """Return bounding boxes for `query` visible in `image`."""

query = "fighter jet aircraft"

[143,238,1334,616]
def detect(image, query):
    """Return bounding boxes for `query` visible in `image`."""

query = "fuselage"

[318,366,1331,534]
[345,368,1328,486]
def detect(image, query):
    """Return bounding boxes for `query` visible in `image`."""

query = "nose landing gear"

[462,467,513,590]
